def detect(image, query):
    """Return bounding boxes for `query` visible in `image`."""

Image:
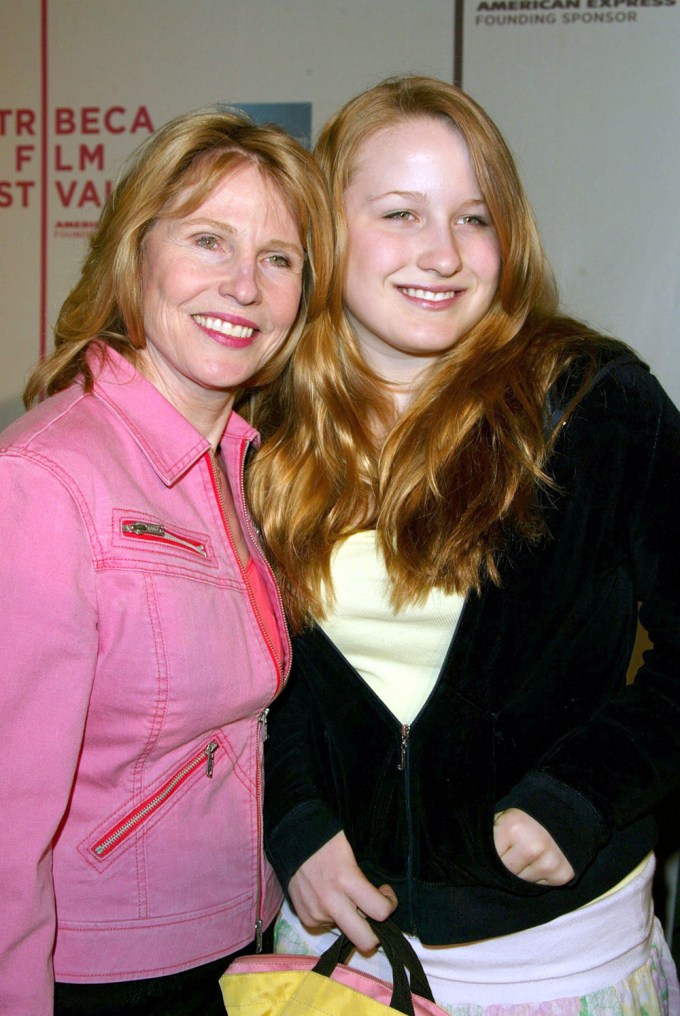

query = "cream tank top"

[318,530,463,724]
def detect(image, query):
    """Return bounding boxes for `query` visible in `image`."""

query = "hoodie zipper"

[397,723,410,772]
[397,722,416,932]
[91,740,219,859]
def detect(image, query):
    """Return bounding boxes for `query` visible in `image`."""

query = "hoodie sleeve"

[498,362,680,876]
[264,654,345,891]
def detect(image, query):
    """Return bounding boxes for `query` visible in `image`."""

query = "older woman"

[0,107,331,1015]
[251,77,680,1014]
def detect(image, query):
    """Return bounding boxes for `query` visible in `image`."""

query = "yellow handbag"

[220,917,449,1015]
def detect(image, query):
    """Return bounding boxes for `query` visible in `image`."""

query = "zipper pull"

[124,522,165,536]
[259,707,269,742]
[255,917,263,953]
[397,724,410,771]
[205,740,218,778]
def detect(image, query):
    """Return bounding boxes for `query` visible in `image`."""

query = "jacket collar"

[89,345,259,487]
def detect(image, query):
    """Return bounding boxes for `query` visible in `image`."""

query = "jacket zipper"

[254,707,270,951]
[91,740,219,858]
[239,443,293,690]
[237,451,290,946]
[259,706,269,742]
[208,444,291,949]
[208,448,284,683]
[121,520,207,557]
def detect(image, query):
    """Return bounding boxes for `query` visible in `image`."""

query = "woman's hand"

[288,831,398,951]
[493,808,575,885]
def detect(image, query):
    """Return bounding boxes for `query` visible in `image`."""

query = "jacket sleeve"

[499,363,680,875]
[264,657,344,891]
[0,452,98,1015]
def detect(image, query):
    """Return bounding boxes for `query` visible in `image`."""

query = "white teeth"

[193,315,254,339]
[402,288,457,302]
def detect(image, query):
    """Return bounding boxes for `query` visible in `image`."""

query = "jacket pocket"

[110,508,220,576]
[81,737,223,867]
[120,518,208,557]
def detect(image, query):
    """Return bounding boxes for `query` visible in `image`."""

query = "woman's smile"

[343,116,501,385]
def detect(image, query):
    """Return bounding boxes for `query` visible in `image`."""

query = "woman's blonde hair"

[24,106,334,406]
[247,76,603,629]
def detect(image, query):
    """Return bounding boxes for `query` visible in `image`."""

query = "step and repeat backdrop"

[1,0,677,426]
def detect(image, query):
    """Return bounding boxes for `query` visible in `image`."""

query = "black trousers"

[54,924,274,1016]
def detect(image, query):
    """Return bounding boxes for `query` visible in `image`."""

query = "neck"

[137,348,234,451]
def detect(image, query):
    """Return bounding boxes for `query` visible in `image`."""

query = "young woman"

[248,77,680,1014]
[0,107,332,1015]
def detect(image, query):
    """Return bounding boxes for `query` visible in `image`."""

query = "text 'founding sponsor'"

[475,0,675,25]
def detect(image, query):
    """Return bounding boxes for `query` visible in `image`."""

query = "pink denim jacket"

[0,348,289,1014]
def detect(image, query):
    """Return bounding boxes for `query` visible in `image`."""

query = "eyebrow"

[369,190,428,203]
[368,191,487,207]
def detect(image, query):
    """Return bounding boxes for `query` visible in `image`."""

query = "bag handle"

[312,917,435,1016]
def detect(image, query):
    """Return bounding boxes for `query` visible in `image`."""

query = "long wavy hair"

[247,76,605,629]
[24,107,334,407]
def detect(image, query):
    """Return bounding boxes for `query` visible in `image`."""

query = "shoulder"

[0,385,114,509]
[545,335,648,425]
[542,331,679,447]
[0,384,91,456]
[546,338,679,505]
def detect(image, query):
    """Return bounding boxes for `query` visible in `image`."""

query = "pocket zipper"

[91,740,219,858]
[121,520,208,557]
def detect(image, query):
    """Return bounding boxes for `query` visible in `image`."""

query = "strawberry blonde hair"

[25,106,333,406]
[247,76,603,629]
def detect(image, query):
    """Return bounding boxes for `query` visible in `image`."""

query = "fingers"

[378,884,398,909]
[493,808,575,885]
[288,832,398,951]
[302,885,395,952]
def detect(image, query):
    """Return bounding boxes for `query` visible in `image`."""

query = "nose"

[416,223,462,276]
[219,253,261,305]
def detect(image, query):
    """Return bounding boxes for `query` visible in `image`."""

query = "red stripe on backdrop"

[40,0,49,360]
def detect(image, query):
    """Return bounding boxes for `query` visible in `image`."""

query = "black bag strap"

[367,918,434,1002]
[312,916,436,1016]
